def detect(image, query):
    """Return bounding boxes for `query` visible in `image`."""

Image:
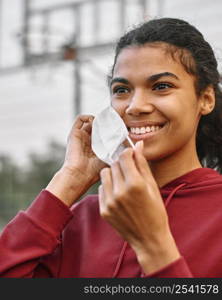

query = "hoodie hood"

[160,168,221,203]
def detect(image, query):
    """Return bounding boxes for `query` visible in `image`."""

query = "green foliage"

[0,155,23,224]
[24,140,66,200]
[0,140,100,229]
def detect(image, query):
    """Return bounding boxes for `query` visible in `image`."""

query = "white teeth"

[130,125,162,135]
[140,127,146,134]
[135,128,140,134]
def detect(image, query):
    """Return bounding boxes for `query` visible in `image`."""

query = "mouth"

[127,122,167,141]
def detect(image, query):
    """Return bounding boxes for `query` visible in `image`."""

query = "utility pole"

[73,3,81,116]
[0,0,150,116]
[23,0,30,66]
[0,0,2,67]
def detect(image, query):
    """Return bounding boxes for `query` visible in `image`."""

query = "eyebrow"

[110,72,179,87]
[109,77,130,87]
[148,72,179,82]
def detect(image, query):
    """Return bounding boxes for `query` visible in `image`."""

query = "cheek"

[158,97,197,127]
[111,99,127,118]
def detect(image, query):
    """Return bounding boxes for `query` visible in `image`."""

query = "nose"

[125,90,155,116]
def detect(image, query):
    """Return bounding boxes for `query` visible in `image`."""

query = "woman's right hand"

[62,114,106,183]
[46,115,106,207]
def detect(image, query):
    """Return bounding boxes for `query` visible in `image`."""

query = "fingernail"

[135,140,144,151]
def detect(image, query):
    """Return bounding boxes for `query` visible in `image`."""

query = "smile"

[129,125,163,134]
[127,123,167,140]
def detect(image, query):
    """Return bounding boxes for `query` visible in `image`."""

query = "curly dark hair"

[110,18,222,173]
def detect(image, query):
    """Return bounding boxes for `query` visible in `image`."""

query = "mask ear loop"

[109,136,135,164]
[126,135,135,149]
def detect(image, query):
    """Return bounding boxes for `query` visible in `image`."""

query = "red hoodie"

[0,167,222,278]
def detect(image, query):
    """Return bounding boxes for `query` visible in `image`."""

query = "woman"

[1,18,222,278]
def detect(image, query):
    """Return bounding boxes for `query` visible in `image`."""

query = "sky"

[0,0,222,167]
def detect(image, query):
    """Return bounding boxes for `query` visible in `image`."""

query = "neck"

[149,140,202,188]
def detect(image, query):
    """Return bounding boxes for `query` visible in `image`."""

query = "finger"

[73,115,94,130]
[98,184,106,215]
[100,167,113,202]
[67,115,94,142]
[134,141,154,180]
[118,148,141,183]
[110,161,125,195]
[81,121,93,134]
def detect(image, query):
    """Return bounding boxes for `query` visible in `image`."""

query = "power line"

[0,0,150,116]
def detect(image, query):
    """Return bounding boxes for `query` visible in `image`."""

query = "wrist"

[46,167,94,207]
[134,232,180,275]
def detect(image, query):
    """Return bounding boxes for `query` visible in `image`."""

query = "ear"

[199,85,215,116]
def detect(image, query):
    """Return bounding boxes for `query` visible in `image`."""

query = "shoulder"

[69,194,101,223]
[183,168,222,189]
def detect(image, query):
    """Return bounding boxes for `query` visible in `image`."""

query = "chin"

[143,149,169,163]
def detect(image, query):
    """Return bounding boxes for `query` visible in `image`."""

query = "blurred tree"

[0,154,24,226]
[0,140,100,229]
[24,140,66,201]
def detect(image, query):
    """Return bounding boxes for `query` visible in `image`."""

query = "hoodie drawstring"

[112,241,128,278]
[164,183,187,207]
[112,182,187,278]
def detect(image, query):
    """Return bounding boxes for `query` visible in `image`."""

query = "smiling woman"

[110,18,222,173]
[1,18,222,278]
[110,44,214,178]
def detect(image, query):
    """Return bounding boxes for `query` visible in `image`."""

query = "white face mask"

[91,106,135,165]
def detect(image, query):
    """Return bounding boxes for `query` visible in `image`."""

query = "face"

[110,44,204,162]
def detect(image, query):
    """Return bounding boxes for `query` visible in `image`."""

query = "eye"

[112,86,130,95]
[152,82,174,91]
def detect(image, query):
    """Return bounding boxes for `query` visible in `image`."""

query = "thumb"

[135,140,144,154]
[134,140,153,179]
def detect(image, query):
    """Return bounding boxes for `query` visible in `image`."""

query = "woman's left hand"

[99,141,180,274]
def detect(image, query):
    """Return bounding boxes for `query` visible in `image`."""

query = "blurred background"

[0,0,222,229]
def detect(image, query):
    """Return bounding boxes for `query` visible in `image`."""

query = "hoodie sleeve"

[0,190,73,278]
[141,257,193,278]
